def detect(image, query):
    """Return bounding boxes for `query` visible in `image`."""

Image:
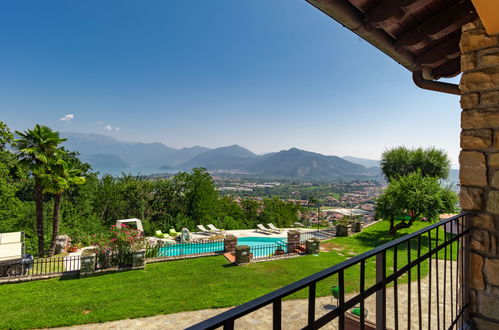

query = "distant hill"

[342,156,380,168]
[181,145,257,170]
[62,132,208,169]
[80,154,129,169]
[248,148,373,177]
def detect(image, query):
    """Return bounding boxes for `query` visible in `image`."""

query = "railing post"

[375,251,386,330]
[463,213,471,327]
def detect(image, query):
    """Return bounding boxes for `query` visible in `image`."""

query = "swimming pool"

[156,236,287,258]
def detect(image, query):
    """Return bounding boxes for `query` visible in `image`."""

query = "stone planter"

[306,238,320,254]
[336,224,352,237]
[131,249,146,269]
[235,245,251,265]
[351,221,363,233]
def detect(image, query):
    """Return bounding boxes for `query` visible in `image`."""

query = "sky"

[0,1,461,167]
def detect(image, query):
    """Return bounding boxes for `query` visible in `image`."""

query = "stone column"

[131,249,146,269]
[287,230,301,252]
[80,253,96,278]
[224,235,238,253]
[235,245,251,265]
[460,18,499,329]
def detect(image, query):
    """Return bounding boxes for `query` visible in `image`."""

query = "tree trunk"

[48,193,62,257]
[34,177,44,257]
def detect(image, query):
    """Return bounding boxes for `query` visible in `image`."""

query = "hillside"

[181,145,257,170]
[247,148,373,177]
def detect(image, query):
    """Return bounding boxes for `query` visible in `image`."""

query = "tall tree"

[14,125,66,257]
[375,171,457,234]
[42,157,86,256]
[380,147,450,182]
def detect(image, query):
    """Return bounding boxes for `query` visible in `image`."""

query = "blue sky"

[0,1,461,166]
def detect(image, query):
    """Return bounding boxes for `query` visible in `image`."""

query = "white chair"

[196,225,212,235]
[267,223,282,234]
[207,224,224,233]
[256,224,272,235]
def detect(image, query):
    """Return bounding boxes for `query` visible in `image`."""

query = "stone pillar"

[287,230,301,252]
[235,245,251,265]
[459,18,499,328]
[224,235,238,253]
[306,238,320,254]
[80,253,96,277]
[131,249,146,269]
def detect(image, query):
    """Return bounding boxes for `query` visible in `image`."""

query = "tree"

[14,125,66,256]
[380,147,450,182]
[42,157,86,256]
[0,121,14,151]
[375,172,457,234]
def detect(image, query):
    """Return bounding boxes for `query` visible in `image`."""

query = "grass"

[0,220,455,329]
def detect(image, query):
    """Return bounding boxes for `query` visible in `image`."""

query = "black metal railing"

[300,228,336,241]
[188,213,470,330]
[146,238,225,259]
[249,241,301,260]
[0,255,81,278]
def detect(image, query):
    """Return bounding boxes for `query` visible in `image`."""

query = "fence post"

[235,245,251,265]
[80,253,96,278]
[224,235,238,253]
[287,230,301,253]
[131,249,146,269]
[306,238,320,254]
[375,251,386,330]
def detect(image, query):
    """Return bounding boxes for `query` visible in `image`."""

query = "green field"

[0,220,453,329]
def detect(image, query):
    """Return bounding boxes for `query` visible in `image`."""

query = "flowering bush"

[93,224,145,267]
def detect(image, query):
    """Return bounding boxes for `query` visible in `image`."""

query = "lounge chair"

[267,223,282,234]
[207,224,224,233]
[196,225,212,235]
[169,229,180,237]
[155,230,169,239]
[256,224,272,235]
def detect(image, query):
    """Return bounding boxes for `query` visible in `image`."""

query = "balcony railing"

[188,212,470,330]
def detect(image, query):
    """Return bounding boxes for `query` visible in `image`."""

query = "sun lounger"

[169,229,180,237]
[207,224,224,233]
[155,230,169,239]
[256,224,272,235]
[196,225,212,235]
[267,223,282,234]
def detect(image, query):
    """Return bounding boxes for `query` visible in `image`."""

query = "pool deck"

[188,228,315,241]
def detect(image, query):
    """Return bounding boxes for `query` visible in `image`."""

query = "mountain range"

[61,132,381,178]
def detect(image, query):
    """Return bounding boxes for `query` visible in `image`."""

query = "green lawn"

[0,220,454,329]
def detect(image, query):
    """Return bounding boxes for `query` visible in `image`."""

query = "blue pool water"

[157,236,287,258]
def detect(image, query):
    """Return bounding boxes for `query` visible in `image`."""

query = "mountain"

[247,148,372,177]
[181,145,257,170]
[61,132,209,169]
[60,132,380,178]
[342,156,380,168]
[80,154,129,169]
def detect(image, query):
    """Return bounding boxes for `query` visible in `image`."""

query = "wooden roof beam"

[366,0,432,28]
[415,34,461,67]
[395,0,475,48]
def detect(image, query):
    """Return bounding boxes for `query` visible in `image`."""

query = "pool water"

[157,236,287,258]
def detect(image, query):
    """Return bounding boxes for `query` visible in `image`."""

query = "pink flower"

[111,238,117,242]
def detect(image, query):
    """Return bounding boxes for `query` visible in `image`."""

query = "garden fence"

[0,255,81,279]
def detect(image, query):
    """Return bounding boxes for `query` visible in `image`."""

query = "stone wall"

[460,18,499,328]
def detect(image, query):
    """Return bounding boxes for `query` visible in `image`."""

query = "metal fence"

[188,213,470,330]
[0,255,81,278]
[146,238,225,259]
[300,227,336,241]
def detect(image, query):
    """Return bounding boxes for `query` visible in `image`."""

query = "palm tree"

[42,157,86,257]
[14,125,66,257]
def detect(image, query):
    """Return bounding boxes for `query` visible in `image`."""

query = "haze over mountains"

[62,132,381,178]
